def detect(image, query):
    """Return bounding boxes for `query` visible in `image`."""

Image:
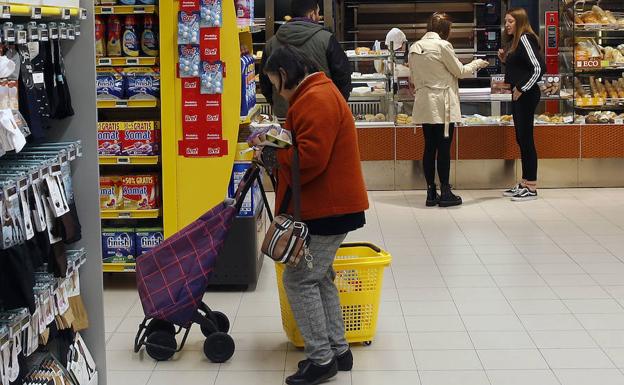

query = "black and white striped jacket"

[504,33,546,93]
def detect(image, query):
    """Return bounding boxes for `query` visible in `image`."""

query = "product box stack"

[102,227,164,263]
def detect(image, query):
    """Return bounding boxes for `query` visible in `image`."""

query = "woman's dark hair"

[427,12,452,40]
[264,46,320,91]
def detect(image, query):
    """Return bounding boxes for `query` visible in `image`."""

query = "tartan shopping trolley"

[133,163,268,363]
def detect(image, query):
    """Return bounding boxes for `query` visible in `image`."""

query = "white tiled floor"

[104,188,624,385]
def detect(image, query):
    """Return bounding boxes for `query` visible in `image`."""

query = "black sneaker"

[299,350,353,372]
[439,184,462,207]
[286,358,338,385]
[503,183,522,197]
[511,187,538,202]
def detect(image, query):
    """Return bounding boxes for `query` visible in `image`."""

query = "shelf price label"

[615,118,624,125]
[98,58,112,66]
[118,212,131,219]
[31,7,42,19]
[126,58,139,65]
[134,6,146,13]
[115,100,128,108]
[117,157,130,164]
[101,7,114,14]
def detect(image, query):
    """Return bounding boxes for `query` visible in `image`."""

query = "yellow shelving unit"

[100,209,160,219]
[102,262,136,273]
[96,57,158,67]
[161,0,241,236]
[95,5,156,15]
[0,4,84,18]
[97,99,159,108]
[99,155,159,165]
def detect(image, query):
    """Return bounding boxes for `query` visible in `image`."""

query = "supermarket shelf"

[102,262,136,273]
[99,155,159,165]
[95,5,156,15]
[575,24,624,32]
[97,57,158,67]
[100,209,160,219]
[97,99,159,109]
[348,54,391,61]
[0,4,84,18]
[240,103,260,125]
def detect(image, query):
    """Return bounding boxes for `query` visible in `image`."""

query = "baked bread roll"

[355,47,371,55]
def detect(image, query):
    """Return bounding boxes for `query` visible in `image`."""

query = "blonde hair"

[506,8,540,52]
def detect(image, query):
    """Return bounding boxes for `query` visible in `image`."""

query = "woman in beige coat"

[409,13,488,207]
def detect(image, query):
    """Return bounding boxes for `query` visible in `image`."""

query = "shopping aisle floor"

[104,188,624,385]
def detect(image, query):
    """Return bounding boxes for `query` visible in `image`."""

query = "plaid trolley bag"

[134,163,265,363]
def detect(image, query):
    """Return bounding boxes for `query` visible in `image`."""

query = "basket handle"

[340,242,382,253]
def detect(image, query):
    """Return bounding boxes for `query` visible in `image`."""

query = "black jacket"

[504,33,545,93]
[259,20,352,118]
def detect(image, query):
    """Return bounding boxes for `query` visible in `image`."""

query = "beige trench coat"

[409,32,483,137]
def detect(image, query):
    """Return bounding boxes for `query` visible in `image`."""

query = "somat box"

[122,174,159,210]
[122,121,160,156]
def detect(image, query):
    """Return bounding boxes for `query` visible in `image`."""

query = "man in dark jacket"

[259,0,352,118]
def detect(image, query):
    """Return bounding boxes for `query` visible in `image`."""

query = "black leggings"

[422,123,455,186]
[512,86,540,182]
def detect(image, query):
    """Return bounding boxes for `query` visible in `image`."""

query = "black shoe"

[439,184,462,207]
[298,350,352,372]
[426,184,440,207]
[287,359,338,385]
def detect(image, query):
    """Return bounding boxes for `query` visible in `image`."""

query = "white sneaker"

[511,187,538,201]
[503,183,522,197]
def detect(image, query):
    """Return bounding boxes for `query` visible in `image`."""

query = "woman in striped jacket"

[498,8,545,201]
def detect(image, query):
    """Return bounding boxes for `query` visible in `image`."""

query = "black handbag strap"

[278,130,301,220]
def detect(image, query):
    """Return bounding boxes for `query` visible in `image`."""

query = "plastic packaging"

[122,120,160,155]
[102,228,136,263]
[235,0,254,26]
[201,0,222,27]
[178,11,200,45]
[135,228,164,256]
[97,121,123,155]
[123,67,160,99]
[107,16,122,57]
[96,68,124,99]
[122,175,159,210]
[95,16,106,57]
[122,15,140,57]
[99,176,123,210]
[200,61,223,94]
[178,45,200,78]
[141,15,159,57]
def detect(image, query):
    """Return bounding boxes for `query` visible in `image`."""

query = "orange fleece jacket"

[275,72,369,220]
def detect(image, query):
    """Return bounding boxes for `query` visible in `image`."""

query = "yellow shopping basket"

[275,242,392,347]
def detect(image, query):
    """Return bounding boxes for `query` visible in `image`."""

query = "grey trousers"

[283,233,349,364]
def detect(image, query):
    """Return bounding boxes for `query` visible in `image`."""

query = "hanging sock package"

[123,67,160,100]
[200,0,222,27]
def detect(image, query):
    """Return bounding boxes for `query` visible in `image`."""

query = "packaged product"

[119,0,136,4]
[100,176,123,210]
[122,174,159,210]
[539,74,561,98]
[122,120,160,156]
[122,15,140,57]
[141,15,159,57]
[107,15,122,57]
[102,228,136,263]
[178,11,200,45]
[178,45,201,78]
[137,0,157,4]
[96,68,124,99]
[97,121,123,155]
[200,61,223,94]
[235,0,254,26]
[95,16,106,57]
[228,163,262,217]
[123,67,160,99]
[240,54,256,116]
[200,0,222,28]
[135,228,164,256]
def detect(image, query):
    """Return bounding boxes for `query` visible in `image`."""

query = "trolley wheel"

[145,331,177,361]
[200,311,230,337]
[363,341,372,346]
[146,319,176,336]
[203,332,235,363]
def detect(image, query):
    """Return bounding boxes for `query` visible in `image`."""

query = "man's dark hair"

[427,12,452,40]
[290,0,319,18]
[264,46,320,90]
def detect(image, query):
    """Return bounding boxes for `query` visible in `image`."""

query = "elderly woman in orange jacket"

[260,46,369,385]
